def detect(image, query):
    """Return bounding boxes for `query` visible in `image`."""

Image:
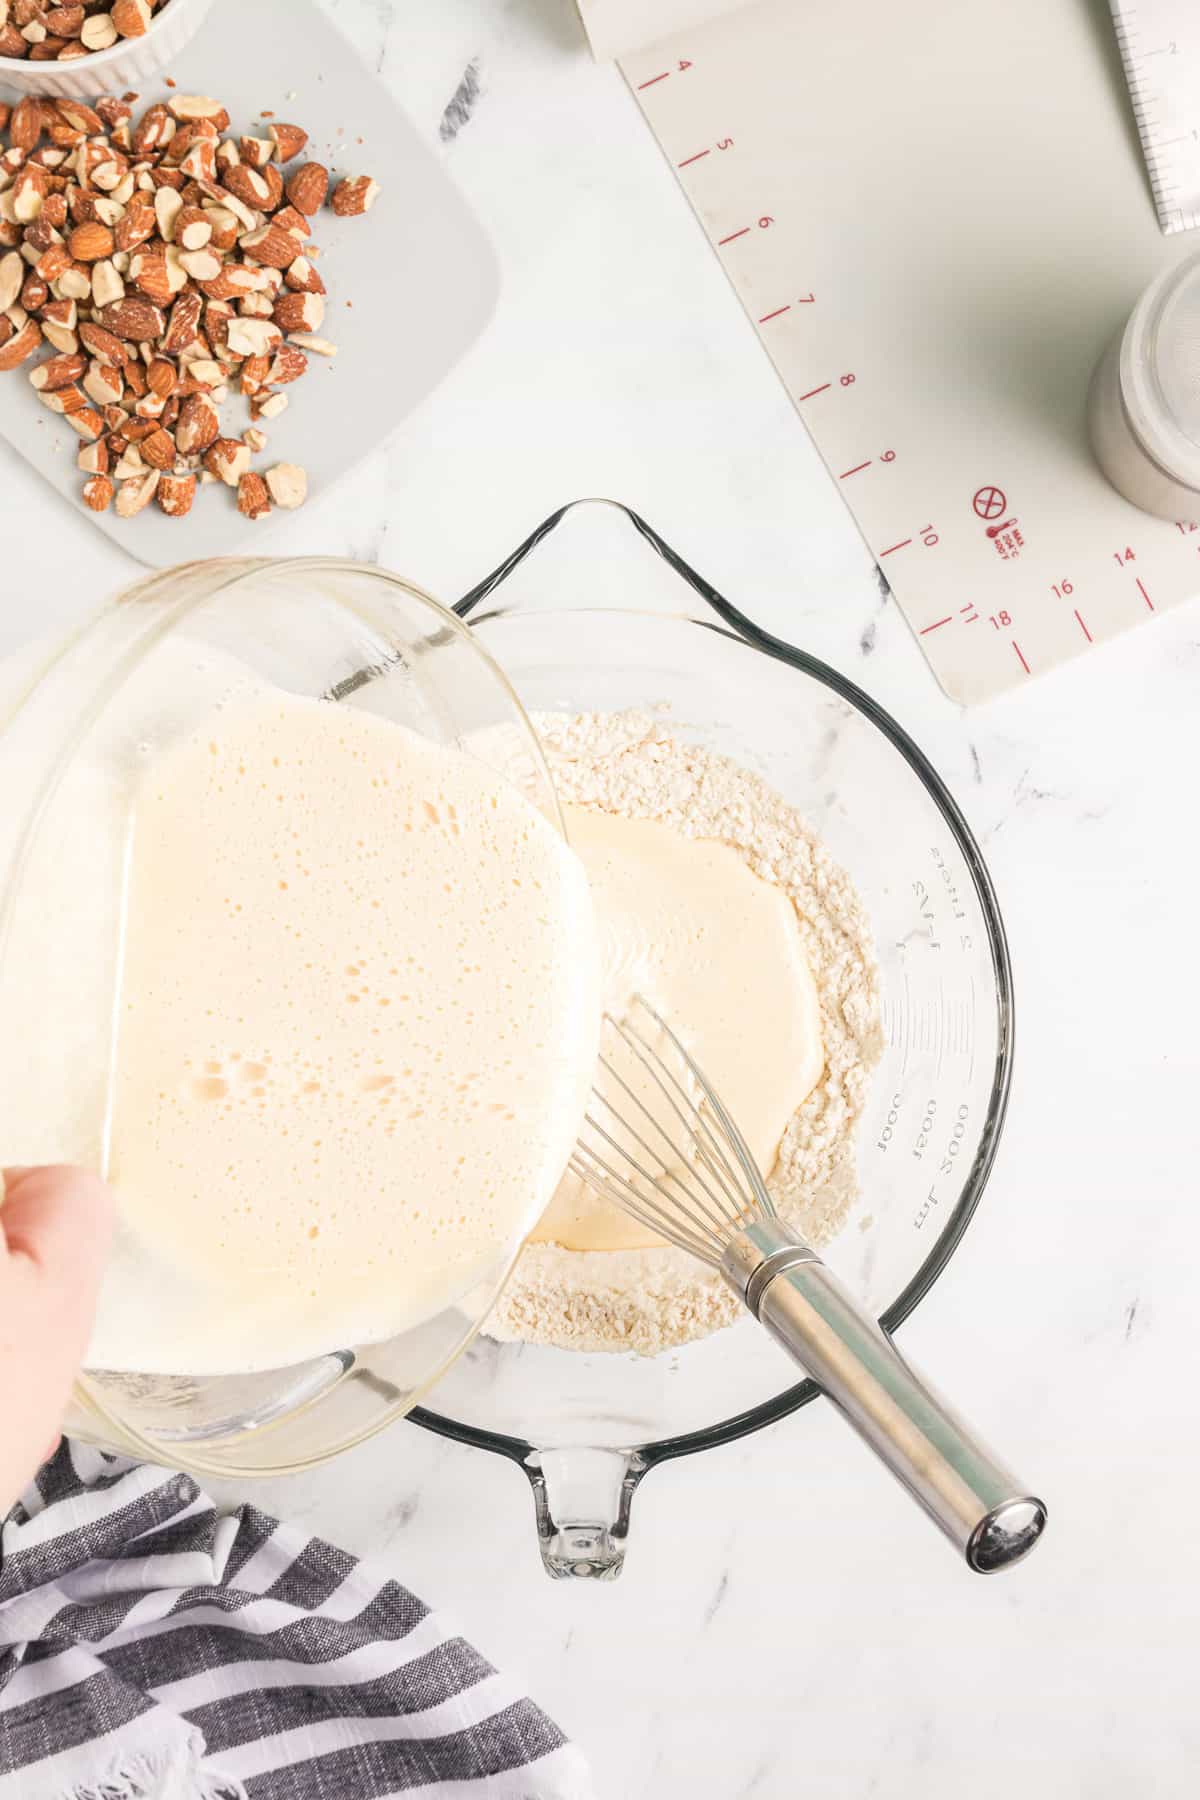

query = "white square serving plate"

[0,0,499,567]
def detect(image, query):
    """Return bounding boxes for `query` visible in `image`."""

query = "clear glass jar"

[1089,249,1200,523]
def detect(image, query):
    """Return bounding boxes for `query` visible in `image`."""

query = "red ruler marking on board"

[622,30,1194,703]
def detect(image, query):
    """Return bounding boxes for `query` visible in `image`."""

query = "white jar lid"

[1120,249,1200,487]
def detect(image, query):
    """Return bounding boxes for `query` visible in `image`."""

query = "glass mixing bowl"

[407,501,1014,1578]
[0,556,564,1477]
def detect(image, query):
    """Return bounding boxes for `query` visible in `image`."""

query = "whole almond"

[46,9,86,37]
[68,220,114,261]
[9,100,45,153]
[285,162,328,217]
[147,357,177,398]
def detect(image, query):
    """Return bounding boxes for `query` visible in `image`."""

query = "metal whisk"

[570,1000,1046,1573]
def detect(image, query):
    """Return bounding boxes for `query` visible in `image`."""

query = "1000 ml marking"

[912,1104,970,1229]
[876,1091,902,1154]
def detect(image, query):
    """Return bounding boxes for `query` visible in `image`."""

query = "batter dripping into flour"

[491,709,882,1356]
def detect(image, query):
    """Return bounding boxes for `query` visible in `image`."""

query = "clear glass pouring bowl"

[408,501,1013,1579]
[0,556,564,1478]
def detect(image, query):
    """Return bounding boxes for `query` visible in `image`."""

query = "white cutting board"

[0,0,498,567]
[623,0,1200,703]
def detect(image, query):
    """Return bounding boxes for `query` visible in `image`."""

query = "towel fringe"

[59,1737,246,1800]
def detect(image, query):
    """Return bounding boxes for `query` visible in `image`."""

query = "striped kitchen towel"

[0,1442,593,1800]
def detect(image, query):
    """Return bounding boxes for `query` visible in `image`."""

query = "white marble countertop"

[4,3,1199,1795]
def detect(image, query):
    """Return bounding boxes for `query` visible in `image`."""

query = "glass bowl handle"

[454,496,771,649]
[523,1445,647,1581]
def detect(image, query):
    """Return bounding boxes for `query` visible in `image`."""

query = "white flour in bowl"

[488,708,883,1356]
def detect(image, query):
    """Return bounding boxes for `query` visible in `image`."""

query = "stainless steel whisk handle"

[722,1222,1046,1572]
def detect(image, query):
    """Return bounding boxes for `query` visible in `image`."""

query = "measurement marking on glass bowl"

[931,845,968,922]
[911,1098,938,1160]
[876,1091,903,1154]
[938,1104,970,1177]
[913,1186,940,1231]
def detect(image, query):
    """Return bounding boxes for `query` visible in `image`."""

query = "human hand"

[1,1166,114,1514]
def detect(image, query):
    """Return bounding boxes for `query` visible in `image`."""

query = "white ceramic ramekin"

[0,0,215,101]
